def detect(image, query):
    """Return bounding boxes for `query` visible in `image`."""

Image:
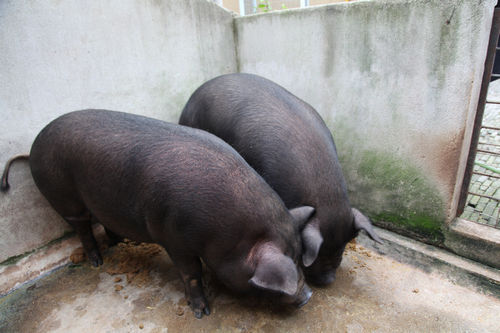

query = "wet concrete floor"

[1,239,499,332]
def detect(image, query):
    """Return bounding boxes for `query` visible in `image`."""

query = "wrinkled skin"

[5,110,317,318]
[180,73,381,286]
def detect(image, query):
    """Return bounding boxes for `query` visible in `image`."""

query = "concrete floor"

[1,237,499,333]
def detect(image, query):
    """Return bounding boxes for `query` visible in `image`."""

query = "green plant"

[256,0,271,12]
[254,1,289,13]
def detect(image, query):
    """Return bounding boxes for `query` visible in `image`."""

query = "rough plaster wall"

[235,0,495,240]
[0,0,236,263]
[0,0,495,263]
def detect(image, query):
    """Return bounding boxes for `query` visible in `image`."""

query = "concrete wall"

[0,0,236,263]
[0,0,495,267]
[235,0,495,243]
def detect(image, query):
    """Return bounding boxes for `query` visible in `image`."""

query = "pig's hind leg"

[65,211,103,267]
[169,252,210,318]
[89,215,123,247]
[103,227,123,246]
[38,189,103,267]
[30,158,103,266]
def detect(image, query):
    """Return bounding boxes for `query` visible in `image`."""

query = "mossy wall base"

[339,146,446,245]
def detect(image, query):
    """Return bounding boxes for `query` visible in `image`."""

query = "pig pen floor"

[1,235,499,333]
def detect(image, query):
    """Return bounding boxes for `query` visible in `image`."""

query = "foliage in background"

[255,0,287,13]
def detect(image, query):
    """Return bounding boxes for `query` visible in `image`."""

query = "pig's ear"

[352,208,383,244]
[249,244,298,296]
[289,206,322,266]
[289,206,315,229]
[301,220,323,267]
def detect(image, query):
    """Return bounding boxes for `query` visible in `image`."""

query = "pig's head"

[214,206,316,308]
[300,207,382,286]
[247,241,312,307]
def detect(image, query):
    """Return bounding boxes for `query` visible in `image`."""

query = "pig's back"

[181,74,348,209]
[29,109,283,244]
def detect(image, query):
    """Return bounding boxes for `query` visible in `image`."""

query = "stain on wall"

[236,0,495,244]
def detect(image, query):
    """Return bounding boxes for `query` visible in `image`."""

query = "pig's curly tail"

[1,155,29,192]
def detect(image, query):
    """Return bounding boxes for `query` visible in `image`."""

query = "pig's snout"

[295,283,313,308]
[306,269,336,286]
[279,282,313,308]
[316,270,336,286]
[304,252,343,286]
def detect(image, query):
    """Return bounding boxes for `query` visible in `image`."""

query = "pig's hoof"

[193,306,210,319]
[88,251,103,267]
[190,298,210,319]
[194,309,203,319]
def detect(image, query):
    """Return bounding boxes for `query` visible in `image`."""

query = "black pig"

[180,73,382,286]
[1,109,318,318]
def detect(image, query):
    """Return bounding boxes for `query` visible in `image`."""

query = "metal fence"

[461,109,500,228]
[459,8,500,229]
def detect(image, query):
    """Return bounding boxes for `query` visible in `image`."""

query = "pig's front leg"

[171,253,210,318]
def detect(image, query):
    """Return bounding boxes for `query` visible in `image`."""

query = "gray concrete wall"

[0,0,495,267]
[235,0,495,243]
[0,0,236,263]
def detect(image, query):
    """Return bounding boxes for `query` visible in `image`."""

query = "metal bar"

[472,171,500,179]
[466,204,500,216]
[481,125,500,130]
[486,100,500,104]
[467,191,500,202]
[469,216,500,227]
[497,205,500,227]
[475,161,500,174]
[476,148,500,155]
[491,73,500,77]
[467,209,500,220]
[466,207,500,220]
[458,8,500,216]
[478,141,500,147]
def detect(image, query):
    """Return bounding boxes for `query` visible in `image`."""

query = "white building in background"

[213,0,355,16]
